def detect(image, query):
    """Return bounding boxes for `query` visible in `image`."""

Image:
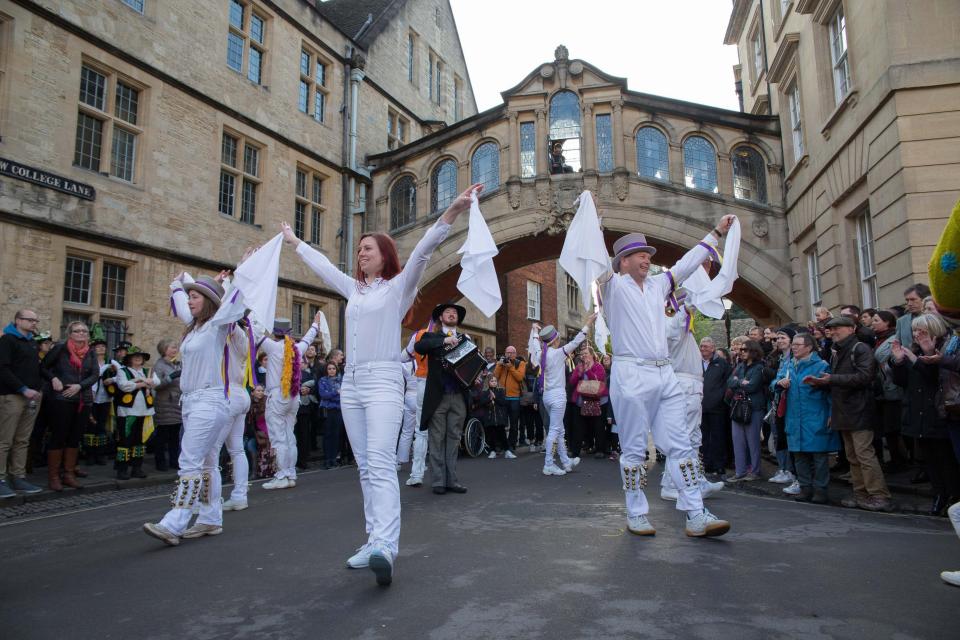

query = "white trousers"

[342,361,404,556]
[265,390,298,480]
[159,388,228,535]
[610,361,703,515]
[208,389,251,509]
[408,378,428,481]
[661,374,707,491]
[543,388,572,468]
[396,390,418,464]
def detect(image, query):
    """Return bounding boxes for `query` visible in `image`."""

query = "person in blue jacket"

[773,332,838,503]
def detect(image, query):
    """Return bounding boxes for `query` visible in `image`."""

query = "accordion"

[442,336,487,388]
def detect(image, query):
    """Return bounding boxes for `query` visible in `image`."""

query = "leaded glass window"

[732,146,767,203]
[63,256,93,305]
[390,176,417,230]
[79,66,106,111]
[520,122,536,178]
[114,81,139,125]
[595,114,613,173]
[682,136,718,193]
[100,263,127,311]
[636,127,669,181]
[549,90,581,172]
[110,128,136,182]
[431,160,457,214]
[74,113,103,171]
[471,142,500,191]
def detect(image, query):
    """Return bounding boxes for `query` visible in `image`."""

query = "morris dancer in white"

[143,274,248,544]
[402,325,431,487]
[660,286,724,501]
[282,183,482,586]
[257,315,321,490]
[598,214,735,537]
[396,356,418,469]
[539,315,596,476]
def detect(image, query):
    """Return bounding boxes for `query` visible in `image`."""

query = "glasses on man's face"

[18,317,39,323]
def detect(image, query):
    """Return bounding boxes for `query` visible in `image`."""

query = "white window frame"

[855,210,878,308]
[828,4,851,105]
[750,27,763,85]
[806,247,822,311]
[787,80,804,161]
[62,252,133,344]
[565,274,580,313]
[74,63,144,182]
[526,280,541,321]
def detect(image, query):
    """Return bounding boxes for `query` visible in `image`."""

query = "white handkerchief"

[211,233,283,331]
[456,191,502,317]
[527,325,542,365]
[559,190,611,311]
[684,218,742,319]
[592,285,611,354]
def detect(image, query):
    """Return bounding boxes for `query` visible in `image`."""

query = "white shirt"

[116,366,160,417]
[666,307,702,378]
[94,362,112,403]
[170,281,246,394]
[600,233,718,361]
[296,219,451,366]
[542,329,587,394]
[258,323,319,393]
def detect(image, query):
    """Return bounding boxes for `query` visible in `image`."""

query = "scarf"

[874,327,894,347]
[66,339,90,370]
[280,336,301,399]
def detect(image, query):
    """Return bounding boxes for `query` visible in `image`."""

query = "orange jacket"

[493,359,527,398]
[408,328,429,378]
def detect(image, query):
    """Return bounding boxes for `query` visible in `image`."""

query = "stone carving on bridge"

[507,179,521,210]
[536,180,551,207]
[613,169,629,201]
[752,218,769,238]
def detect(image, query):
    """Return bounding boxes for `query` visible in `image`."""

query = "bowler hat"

[538,325,559,344]
[273,318,292,335]
[183,275,224,308]
[431,303,466,325]
[612,233,656,273]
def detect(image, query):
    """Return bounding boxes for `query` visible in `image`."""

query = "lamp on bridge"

[722,297,733,348]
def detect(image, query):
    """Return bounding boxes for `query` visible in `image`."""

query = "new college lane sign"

[0,157,96,200]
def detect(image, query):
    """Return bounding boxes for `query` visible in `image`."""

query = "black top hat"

[431,303,466,325]
[113,340,133,353]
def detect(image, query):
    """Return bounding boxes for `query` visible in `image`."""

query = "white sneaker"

[700,480,724,499]
[685,508,730,537]
[769,470,793,484]
[262,477,290,490]
[660,486,679,501]
[941,570,960,587]
[142,522,180,546]
[368,546,394,586]
[182,523,223,539]
[782,480,801,495]
[346,543,373,569]
[627,514,656,536]
[529,444,538,453]
[487,451,498,459]
[405,476,423,487]
[562,457,581,473]
[222,498,248,511]
[542,464,567,476]
[504,450,517,459]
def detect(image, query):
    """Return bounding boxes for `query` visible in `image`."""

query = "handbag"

[518,377,536,407]
[730,389,753,423]
[938,368,960,420]
[576,378,606,399]
[581,399,602,417]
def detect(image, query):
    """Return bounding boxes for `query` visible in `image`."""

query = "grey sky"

[450,0,741,113]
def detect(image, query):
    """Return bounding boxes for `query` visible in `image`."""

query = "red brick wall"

[495,260,557,359]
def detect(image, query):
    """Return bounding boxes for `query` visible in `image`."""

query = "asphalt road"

[1,453,955,640]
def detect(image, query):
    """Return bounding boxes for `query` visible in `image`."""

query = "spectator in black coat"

[699,337,731,476]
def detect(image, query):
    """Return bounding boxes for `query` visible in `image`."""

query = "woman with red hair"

[282,182,482,586]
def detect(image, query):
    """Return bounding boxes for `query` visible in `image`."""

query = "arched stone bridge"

[366,47,793,328]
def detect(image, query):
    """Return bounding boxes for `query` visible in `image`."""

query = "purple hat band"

[541,329,558,343]
[186,279,224,303]
[616,241,654,256]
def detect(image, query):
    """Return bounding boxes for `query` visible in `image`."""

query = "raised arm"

[295,313,321,353]
[169,274,193,325]
[663,215,736,290]
[396,184,482,310]
[282,223,355,300]
[562,314,597,356]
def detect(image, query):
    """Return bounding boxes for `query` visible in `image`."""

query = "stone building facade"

[371,46,792,336]
[0,0,477,353]
[726,0,960,319]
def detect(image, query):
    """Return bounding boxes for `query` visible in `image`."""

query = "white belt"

[616,356,672,367]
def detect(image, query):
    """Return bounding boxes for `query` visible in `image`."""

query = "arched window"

[389,175,416,230]
[471,142,500,191]
[732,146,767,203]
[549,90,581,172]
[431,159,458,214]
[682,136,718,193]
[636,127,669,181]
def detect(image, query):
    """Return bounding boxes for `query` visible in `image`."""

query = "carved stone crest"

[536,181,550,207]
[554,44,569,62]
[507,180,521,210]
[752,218,769,238]
[613,170,629,201]
[552,181,580,214]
